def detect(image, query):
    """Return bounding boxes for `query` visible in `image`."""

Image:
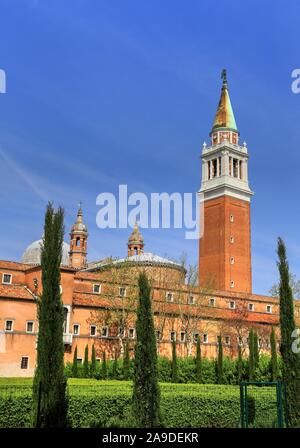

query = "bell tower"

[69,204,88,269]
[127,223,144,256]
[199,70,253,293]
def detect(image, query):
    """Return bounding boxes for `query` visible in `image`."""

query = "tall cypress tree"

[101,351,107,379]
[270,327,278,381]
[83,345,89,378]
[32,203,67,428]
[132,273,161,427]
[253,331,259,370]
[171,339,178,383]
[248,329,255,381]
[123,342,130,380]
[72,346,78,378]
[90,344,97,378]
[216,335,224,384]
[237,344,243,384]
[195,338,202,383]
[277,237,300,427]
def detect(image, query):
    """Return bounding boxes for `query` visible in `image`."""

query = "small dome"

[128,223,144,245]
[21,239,70,266]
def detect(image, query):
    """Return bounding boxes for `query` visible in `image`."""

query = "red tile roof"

[0,283,35,300]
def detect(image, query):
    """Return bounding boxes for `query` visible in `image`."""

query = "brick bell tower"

[199,70,253,293]
[69,204,88,269]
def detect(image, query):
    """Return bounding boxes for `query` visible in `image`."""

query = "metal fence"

[240,381,285,428]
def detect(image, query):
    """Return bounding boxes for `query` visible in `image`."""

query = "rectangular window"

[73,324,80,335]
[156,330,162,341]
[209,298,216,307]
[93,284,101,294]
[76,358,83,364]
[266,305,272,314]
[212,158,218,178]
[229,301,236,309]
[238,336,243,346]
[90,325,97,336]
[5,320,13,332]
[188,295,195,305]
[166,292,174,302]
[101,326,108,338]
[170,331,176,342]
[203,334,208,344]
[2,273,12,284]
[225,336,230,345]
[26,321,34,333]
[119,287,126,297]
[248,303,254,311]
[20,357,29,369]
[128,328,135,339]
[180,331,186,342]
[193,332,199,343]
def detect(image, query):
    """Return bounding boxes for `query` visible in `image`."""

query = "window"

[258,338,262,348]
[180,331,186,343]
[90,325,97,336]
[209,298,216,307]
[203,334,208,344]
[170,331,176,342]
[119,287,126,297]
[101,326,108,338]
[2,273,12,284]
[20,357,29,370]
[128,328,135,339]
[248,303,254,311]
[5,320,13,332]
[193,332,199,342]
[93,284,101,294]
[76,358,83,364]
[156,330,162,341]
[224,336,230,345]
[26,321,34,333]
[166,292,174,302]
[230,257,234,265]
[230,236,235,244]
[63,307,68,333]
[266,305,272,314]
[238,336,243,346]
[59,285,63,294]
[118,327,126,338]
[230,280,234,289]
[76,237,80,247]
[230,214,234,223]
[73,324,80,335]
[229,300,236,309]
[188,295,195,305]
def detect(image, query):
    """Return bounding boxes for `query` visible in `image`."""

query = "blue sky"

[1,0,300,295]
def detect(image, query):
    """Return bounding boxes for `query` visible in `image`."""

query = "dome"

[21,239,70,266]
[128,222,144,245]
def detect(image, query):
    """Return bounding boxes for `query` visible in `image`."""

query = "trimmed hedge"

[0,380,278,428]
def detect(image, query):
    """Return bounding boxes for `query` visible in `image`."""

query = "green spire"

[212,69,238,132]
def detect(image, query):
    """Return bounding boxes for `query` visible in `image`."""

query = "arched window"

[76,237,80,247]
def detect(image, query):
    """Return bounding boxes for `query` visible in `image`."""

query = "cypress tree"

[123,342,130,380]
[112,351,118,379]
[253,331,259,370]
[171,339,178,383]
[132,273,161,427]
[237,344,243,384]
[270,327,278,381]
[248,329,255,381]
[195,338,202,383]
[72,346,78,378]
[216,335,224,384]
[90,344,96,378]
[277,237,300,427]
[83,345,89,378]
[101,351,107,379]
[32,203,67,428]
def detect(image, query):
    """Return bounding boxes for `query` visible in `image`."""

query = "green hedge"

[0,380,278,428]
[65,354,282,385]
